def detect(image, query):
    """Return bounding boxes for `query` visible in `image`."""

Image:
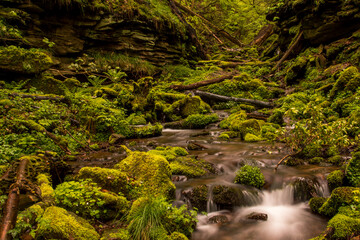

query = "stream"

[76,126,334,239]
[154,128,332,240]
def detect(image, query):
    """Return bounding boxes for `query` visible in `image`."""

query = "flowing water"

[81,126,334,239]
[153,128,333,240]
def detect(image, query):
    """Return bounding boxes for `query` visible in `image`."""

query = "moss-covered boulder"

[229,119,261,140]
[346,151,360,187]
[182,185,208,212]
[327,170,345,191]
[327,212,360,239]
[36,206,100,240]
[100,228,130,240]
[148,146,215,178]
[115,148,175,198]
[309,197,327,214]
[0,45,53,74]
[37,174,55,205]
[212,185,245,209]
[319,187,359,217]
[234,165,265,189]
[78,167,128,194]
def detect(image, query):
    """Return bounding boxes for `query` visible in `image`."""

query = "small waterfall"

[207,185,218,212]
[260,185,294,206]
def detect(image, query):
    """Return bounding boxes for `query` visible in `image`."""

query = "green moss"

[148,146,188,162]
[133,123,163,138]
[101,87,118,98]
[328,155,344,166]
[284,56,308,85]
[244,133,262,142]
[309,197,327,214]
[268,109,284,126]
[309,157,324,164]
[329,66,360,99]
[168,232,189,240]
[327,170,345,191]
[169,156,214,178]
[78,167,128,194]
[218,133,230,141]
[319,187,359,217]
[127,113,147,125]
[182,113,219,129]
[36,206,100,240]
[234,165,265,189]
[346,151,360,187]
[164,95,211,120]
[229,119,261,140]
[37,174,55,205]
[185,185,208,212]
[328,214,360,239]
[115,150,175,199]
[0,45,53,74]
[89,144,100,150]
[100,228,130,240]
[11,204,45,239]
[219,110,247,129]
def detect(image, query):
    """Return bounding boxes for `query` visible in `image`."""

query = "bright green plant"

[234,165,265,189]
[54,180,106,219]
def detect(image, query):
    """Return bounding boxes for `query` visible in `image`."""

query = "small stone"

[208,215,229,224]
[246,212,268,221]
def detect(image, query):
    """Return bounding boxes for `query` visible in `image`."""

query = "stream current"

[154,128,332,240]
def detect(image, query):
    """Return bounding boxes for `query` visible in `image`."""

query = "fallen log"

[170,72,237,91]
[9,93,66,102]
[251,24,274,46]
[0,157,29,240]
[193,90,274,108]
[272,30,303,72]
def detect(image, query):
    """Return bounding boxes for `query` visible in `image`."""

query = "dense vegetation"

[0,0,360,239]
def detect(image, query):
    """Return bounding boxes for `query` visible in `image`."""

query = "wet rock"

[208,215,229,224]
[172,175,188,182]
[246,212,268,221]
[212,185,245,210]
[182,185,208,212]
[187,141,207,150]
[292,177,317,202]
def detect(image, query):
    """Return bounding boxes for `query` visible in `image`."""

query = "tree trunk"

[0,157,29,240]
[170,72,237,90]
[173,0,243,47]
[193,90,274,108]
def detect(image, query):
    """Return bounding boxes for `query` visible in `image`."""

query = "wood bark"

[173,0,243,47]
[272,31,303,72]
[9,93,66,102]
[251,24,274,46]
[193,90,274,108]
[0,158,29,240]
[170,72,237,90]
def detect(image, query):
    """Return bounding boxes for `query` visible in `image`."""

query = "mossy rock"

[319,187,359,217]
[327,213,360,239]
[115,148,175,199]
[234,165,265,189]
[36,206,100,240]
[284,56,308,85]
[100,228,129,240]
[328,155,344,166]
[219,110,247,129]
[0,45,53,74]
[78,167,128,194]
[327,170,345,191]
[212,185,244,209]
[169,156,215,178]
[37,174,55,205]
[268,109,284,126]
[218,133,230,141]
[168,232,189,240]
[346,151,360,187]
[284,157,304,166]
[309,197,327,214]
[182,113,219,129]
[244,133,262,142]
[229,119,261,140]
[309,157,324,165]
[329,66,360,99]
[182,185,208,212]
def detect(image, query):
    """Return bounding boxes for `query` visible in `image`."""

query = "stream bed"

[154,128,332,240]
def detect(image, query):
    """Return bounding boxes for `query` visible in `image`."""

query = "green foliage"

[327,170,345,191]
[328,214,360,239]
[54,179,128,219]
[346,152,360,187]
[234,165,265,189]
[127,197,197,240]
[182,113,219,129]
[244,133,262,142]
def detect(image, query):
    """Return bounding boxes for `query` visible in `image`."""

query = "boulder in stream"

[208,215,230,224]
[246,212,268,221]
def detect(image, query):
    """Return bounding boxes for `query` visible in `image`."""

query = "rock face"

[0,0,195,66]
[267,0,360,49]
